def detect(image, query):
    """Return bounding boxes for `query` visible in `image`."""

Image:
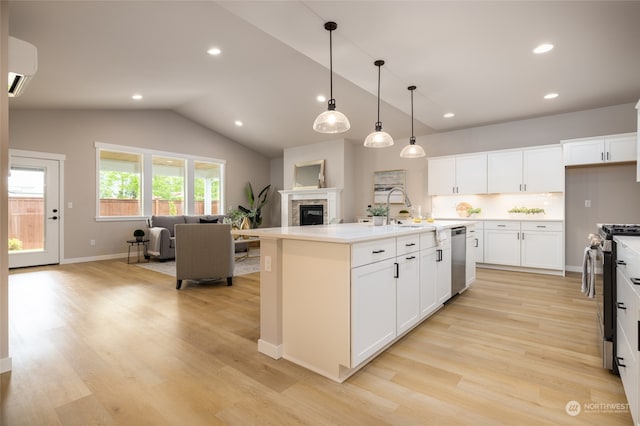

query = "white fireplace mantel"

[279,188,342,226]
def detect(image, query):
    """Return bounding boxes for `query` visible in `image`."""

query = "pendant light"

[313,21,350,134]
[400,85,426,158]
[364,60,393,148]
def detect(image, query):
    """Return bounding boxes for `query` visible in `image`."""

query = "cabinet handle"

[406,256,416,260]
[616,356,627,368]
[536,225,547,228]
[436,249,442,262]
[517,233,520,240]
[617,260,627,266]
[497,224,506,227]
[607,151,610,161]
[524,184,527,191]
[601,152,604,161]
[631,278,640,285]
[519,184,522,191]
[453,186,456,194]
[617,302,627,310]
[405,243,416,247]
[394,262,399,278]
[474,238,479,248]
[372,249,385,254]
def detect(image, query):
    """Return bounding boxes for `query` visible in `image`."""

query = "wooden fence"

[9,198,220,250]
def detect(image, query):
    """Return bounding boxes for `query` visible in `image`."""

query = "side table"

[127,239,150,264]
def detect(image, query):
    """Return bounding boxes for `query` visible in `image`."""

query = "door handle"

[48,216,58,220]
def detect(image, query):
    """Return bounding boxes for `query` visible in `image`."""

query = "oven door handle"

[617,302,627,310]
[631,278,640,286]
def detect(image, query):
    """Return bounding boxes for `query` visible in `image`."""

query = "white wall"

[269,157,283,227]
[8,109,271,261]
[351,102,638,269]
[1,1,11,373]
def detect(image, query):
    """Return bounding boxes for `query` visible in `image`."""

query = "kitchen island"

[233,221,474,382]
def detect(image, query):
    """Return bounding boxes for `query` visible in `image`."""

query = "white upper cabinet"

[487,146,563,193]
[428,154,487,195]
[562,132,637,166]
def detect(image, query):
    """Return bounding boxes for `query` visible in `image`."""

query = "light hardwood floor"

[1,261,632,425]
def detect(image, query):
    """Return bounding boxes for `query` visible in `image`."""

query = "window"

[152,156,185,216]
[98,150,142,216]
[194,161,222,215]
[96,143,225,219]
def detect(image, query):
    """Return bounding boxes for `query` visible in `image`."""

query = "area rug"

[136,248,260,277]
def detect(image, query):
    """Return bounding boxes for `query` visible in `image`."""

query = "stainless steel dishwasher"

[451,226,467,295]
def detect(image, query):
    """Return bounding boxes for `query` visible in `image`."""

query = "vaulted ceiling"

[8,1,640,158]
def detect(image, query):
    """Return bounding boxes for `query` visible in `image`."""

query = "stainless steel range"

[597,224,640,374]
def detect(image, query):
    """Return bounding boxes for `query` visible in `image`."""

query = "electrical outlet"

[67,202,73,208]
[90,239,96,246]
[585,200,591,208]
[264,255,271,272]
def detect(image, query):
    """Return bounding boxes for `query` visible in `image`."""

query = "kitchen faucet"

[386,187,412,225]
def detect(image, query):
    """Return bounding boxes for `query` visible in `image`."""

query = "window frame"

[95,142,226,221]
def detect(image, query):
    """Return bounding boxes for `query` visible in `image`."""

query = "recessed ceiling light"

[316,95,326,102]
[234,120,243,127]
[533,43,554,54]
[443,112,455,118]
[544,93,559,100]
[131,94,143,100]
[207,47,221,56]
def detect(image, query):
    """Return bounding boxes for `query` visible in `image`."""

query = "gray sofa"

[147,215,243,261]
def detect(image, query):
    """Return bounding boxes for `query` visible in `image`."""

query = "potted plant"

[367,204,389,226]
[238,182,271,229]
[397,209,411,220]
[133,229,145,242]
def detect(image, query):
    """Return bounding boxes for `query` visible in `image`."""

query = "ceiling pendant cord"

[364,59,393,148]
[313,21,350,133]
[400,85,425,158]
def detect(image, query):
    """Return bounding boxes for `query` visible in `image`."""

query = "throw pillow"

[199,218,219,223]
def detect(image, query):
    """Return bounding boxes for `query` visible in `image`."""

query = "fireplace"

[279,188,342,227]
[300,204,324,226]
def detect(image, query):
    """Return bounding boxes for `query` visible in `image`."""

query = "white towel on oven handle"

[582,246,596,298]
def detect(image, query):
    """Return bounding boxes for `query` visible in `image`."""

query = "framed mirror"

[293,159,325,190]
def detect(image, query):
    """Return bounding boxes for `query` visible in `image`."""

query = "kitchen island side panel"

[282,240,351,380]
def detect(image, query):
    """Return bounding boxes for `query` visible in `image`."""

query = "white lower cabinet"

[435,231,452,304]
[484,222,521,266]
[466,225,477,287]
[484,221,563,272]
[419,232,438,318]
[615,239,640,425]
[351,257,397,367]
[396,252,420,335]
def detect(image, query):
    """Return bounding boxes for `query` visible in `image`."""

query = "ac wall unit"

[8,36,38,97]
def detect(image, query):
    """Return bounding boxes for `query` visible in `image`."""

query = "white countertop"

[435,217,564,222]
[232,220,473,244]
[614,236,640,255]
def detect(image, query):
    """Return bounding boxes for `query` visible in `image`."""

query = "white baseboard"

[0,356,12,374]
[62,252,128,264]
[258,339,282,359]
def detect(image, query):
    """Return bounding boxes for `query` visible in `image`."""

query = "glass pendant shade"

[364,129,394,148]
[313,108,350,133]
[400,139,426,158]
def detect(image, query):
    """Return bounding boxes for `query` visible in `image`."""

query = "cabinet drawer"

[617,241,640,287]
[616,270,638,352]
[420,231,437,250]
[352,238,396,268]
[484,221,520,231]
[397,234,420,255]
[521,221,562,232]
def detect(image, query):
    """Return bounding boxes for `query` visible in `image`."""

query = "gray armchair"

[174,223,234,290]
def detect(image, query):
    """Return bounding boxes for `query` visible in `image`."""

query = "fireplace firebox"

[300,204,324,226]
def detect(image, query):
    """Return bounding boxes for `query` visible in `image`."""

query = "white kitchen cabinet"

[466,225,477,287]
[615,238,640,426]
[435,230,452,304]
[562,132,637,166]
[351,257,397,366]
[520,222,563,270]
[396,252,420,335]
[484,221,521,266]
[419,247,437,318]
[484,221,564,272]
[487,146,563,193]
[470,221,484,263]
[428,154,487,195]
